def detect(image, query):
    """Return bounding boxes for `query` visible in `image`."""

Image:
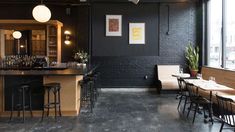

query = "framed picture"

[106,15,122,36]
[129,23,145,44]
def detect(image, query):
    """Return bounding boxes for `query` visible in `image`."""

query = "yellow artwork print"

[129,23,145,44]
[132,27,142,40]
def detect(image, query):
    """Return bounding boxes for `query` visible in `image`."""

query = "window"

[225,0,235,69]
[207,0,235,69]
[207,0,222,67]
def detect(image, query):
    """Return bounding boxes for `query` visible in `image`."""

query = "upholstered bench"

[157,65,180,90]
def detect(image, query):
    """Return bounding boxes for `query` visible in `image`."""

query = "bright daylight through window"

[225,0,235,69]
[208,0,235,69]
[208,0,222,68]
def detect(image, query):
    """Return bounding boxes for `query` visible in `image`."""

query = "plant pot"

[190,69,198,77]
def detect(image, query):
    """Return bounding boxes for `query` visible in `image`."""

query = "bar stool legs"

[58,89,62,117]
[89,81,94,113]
[22,90,25,122]
[9,93,14,121]
[29,91,33,117]
[54,91,57,121]
[47,89,50,117]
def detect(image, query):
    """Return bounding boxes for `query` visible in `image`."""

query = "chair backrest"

[186,82,198,98]
[177,78,187,92]
[157,65,180,80]
[216,94,235,126]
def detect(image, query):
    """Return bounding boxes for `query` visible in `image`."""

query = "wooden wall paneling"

[201,66,235,88]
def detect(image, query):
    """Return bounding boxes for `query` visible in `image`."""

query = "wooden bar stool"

[10,84,33,123]
[41,83,62,121]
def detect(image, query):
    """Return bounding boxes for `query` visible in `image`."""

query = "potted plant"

[74,50,89,66]
[185,43,199,77]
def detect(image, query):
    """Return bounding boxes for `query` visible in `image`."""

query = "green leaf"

[185,43,199,70]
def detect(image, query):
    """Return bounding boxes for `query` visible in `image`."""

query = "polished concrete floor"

[0,91,233,132]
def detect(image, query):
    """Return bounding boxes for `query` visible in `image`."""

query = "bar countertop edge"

[0,65,97,76]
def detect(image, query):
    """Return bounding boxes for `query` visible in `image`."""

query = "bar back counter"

[0,66,95,117]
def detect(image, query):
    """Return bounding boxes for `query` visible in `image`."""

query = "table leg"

[196,87,203,114]
[205,91,214,123]
[209,91,214,123]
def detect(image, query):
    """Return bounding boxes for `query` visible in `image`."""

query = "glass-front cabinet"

[31,30,46,56]
[47,25,59,63]
[0,20,63,64]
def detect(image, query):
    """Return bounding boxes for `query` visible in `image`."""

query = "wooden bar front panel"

[43,75,83,116]
[0,75,83,117]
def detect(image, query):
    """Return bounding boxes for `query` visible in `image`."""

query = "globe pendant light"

[12,31,22,39]
[32,0,51,23]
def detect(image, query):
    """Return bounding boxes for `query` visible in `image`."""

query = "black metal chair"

[79,70,100,113]
[87,72,100,101]
[10,84,33,123]
[186,83,213,123]
[79,77,89,107]
[79,76,95,113]
[216,94,235,132]
[41,83,62,121]
[177,78,189,113]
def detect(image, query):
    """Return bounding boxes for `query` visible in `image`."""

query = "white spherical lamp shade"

[32,4,51,23]
[12,31,22,39]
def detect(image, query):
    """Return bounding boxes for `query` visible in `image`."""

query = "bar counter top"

[0,66,96,76]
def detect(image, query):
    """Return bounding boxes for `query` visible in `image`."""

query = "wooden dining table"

[184,79,234,100]
[218,95,235,102]
[184,79,235,122]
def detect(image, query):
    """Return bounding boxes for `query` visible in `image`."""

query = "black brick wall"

[92,2,201,88]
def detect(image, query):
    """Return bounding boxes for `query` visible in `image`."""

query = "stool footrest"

[44,103,60,108]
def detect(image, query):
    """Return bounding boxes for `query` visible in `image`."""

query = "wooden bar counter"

[0,66,95,117]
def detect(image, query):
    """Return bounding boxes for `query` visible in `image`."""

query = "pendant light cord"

[40,0,43,4]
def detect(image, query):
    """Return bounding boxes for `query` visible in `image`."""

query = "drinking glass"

[197,73,202,79]
[212,77,216,82]
[179,68,184,74]
[209,76,213,81]
[209,76,216,83]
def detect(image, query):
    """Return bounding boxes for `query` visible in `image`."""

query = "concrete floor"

[0,91,233,132]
